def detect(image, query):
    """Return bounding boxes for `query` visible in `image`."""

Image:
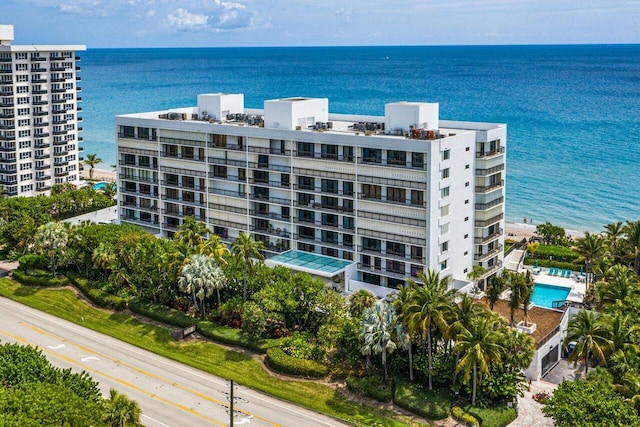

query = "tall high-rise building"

[116,93,506,296]
[0,24,85,196]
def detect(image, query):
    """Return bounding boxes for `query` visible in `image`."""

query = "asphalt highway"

[0,297,348,427]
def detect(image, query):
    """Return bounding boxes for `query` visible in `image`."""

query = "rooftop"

[265,250,354,278]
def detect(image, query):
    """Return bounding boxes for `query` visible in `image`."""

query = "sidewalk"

[509,380,556,427]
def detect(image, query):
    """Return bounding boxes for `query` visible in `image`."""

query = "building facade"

[0,24,84,196]
[116,93,506,296]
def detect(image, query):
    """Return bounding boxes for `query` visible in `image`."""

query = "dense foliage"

[0,343,141,427]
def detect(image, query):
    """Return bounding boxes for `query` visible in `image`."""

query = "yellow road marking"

[1,330,227,426]
[16,321,282,427]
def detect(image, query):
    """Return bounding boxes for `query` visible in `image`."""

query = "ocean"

[78,45,640,232]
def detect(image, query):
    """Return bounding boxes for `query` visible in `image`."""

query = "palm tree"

[197,233,229,264]
[598,265,640,307]
[174,216,211,250]
[178,254,226,316]
[83,153,103,180]
[506,272,523,327]
[603,221,624,263]
[453,316,504,405]
[486,274,506,311]
[92,243,115,280]
[405,269,453,390]
[360,300,399,381]
[563,309,611,374]
[391,283,417,380]
[501,327,535,371]
[231,232,265,302]
[32,221,69,276]
[623,220,640,275]
[573,232,604,291]
[467,264,486,292]
[101,182,117,199]
[349,289,377,319]
[521,270,535,326]
[602,311,639,357]
[103,388,142,427]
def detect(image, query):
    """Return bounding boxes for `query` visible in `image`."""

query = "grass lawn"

[0,279,412,426]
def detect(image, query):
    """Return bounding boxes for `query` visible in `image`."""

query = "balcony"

[32,100,48,106]
[476,146,505,159]
[474,213,504,228]
[32,78,47,83]
[474,245,503,262]
[36,164,51,170]
[479,261,503,279]
[475,196,504,211]
[33,111,48,116]
[475,180,504,194]
[35,142,51,149]
[0,57,11,63]
[0,135,16,141]
[0,124,14,130]
[30,67,47,73]
[52,88,68,93]
[54,150,69,156]
[50,66,70,72]
[36,186,52,192]
[30,56,47,62]
[52,119,67,125]
[0,90,13,96]
[0,145,15,152]
[54,161,69,167]
[52,99,68,104]
[36,175,52,181]
[54,171,69,177]
[53,130,68,136]
[474,229,503,245]
[475,164,505,177]
[34,122,50,127]
[0,113,14,118]
[0,69,12,74]
[34,132,50,138]
[32,90,47,95]
[0,101,14,107]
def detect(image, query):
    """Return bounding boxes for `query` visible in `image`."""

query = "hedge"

[452,406,480,427]
[345,375,393,402]
[464,404,517,427]
[197,321,268,354]
[393,378,451,420]
[128,298,198,328]
[528,244,579,263]
[11,270,70,287]
[67,273,127,311]
[523,258,581,272]
[265,347,329,378]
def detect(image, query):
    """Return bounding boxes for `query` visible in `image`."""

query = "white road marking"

[47,343,65,349]
[81,356,100,362]
[141,414,171,427]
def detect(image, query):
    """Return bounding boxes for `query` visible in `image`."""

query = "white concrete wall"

[385,102,439,132]
[197,93,244,121]
[264,98,328,130]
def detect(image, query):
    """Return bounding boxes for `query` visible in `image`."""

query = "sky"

[2,0,640,48]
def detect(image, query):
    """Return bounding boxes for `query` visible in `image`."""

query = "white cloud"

[146,9,156,17]
[167,8,209,31]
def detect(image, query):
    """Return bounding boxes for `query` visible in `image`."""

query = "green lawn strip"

[394,378,451,420]
[0,279,407,426]
[463,404,517,427]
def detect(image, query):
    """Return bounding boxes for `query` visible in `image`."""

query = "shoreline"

[80,167,116,182]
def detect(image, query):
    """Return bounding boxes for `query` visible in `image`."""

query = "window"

[440,204,449,216]
[464,234,469,239]
[238,168,246,181]
[362,184,381,200]
[343,146,354,161]
[441,241,449,253]
[321,230,338,244]
[343,181,354,196]
[17,108,29,116]
[16,63,28,71]
[440,260,448,270]
[281,174,290,187]
[464,251,468,256]
[297,141,314,157]
[213,165,227,178]
[465,164,470,169]
[465,199,469,204]
[165,174,179,186]
[321,179,338,194]
[387,241,405,257]
[343,216,354,230]
[211,134,227,148]
[258,154,268,168]
[18,119,30,126]
[387,187,405,203]
[442,149,450,160]
[465,147,470,152]
[387,150,406,165]
[411,190,424,206]
[182,146,194,159]
[281,206,290,220]
[298,176,314,190]
[465,216,469,222]
[343,234,353,248]
[440,223,449,234]
[253,170,269,183]
[362,237,381,252]
[139,156,150,168]
[441,168,450,179]
[441,186,450,198]
[123,154,135,165]
[387,260,405,274]
[411,246,423,261]
[321,213,338,227]
[17,86,29,94]
[17,75,29,82]
[362,148,381,163]
[465,181,470,187]
[412,152,425,168]
[321,144,338,159]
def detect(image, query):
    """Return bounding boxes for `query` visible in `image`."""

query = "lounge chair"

[559,269,566,277]
[565,270,572,278]
[553,268,559,277]
[547,268,554,275]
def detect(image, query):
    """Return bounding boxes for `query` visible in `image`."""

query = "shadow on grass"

[13,284,42,297]
[224,349,252,362]
[108,312,171,344]
[325,389,398,427]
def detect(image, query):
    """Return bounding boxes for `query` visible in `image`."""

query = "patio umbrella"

[580,266,583,274]
[534,261,538,268]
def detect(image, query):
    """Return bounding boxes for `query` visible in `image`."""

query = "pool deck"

[529,267,586,304]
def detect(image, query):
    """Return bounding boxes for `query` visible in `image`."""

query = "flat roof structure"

[266,250,354,278]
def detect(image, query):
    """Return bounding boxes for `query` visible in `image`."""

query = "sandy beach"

[505,221,585,243]
[81,167,116,183]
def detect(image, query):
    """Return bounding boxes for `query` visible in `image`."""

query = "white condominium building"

[116,93,506,296]
[0,24,84,196]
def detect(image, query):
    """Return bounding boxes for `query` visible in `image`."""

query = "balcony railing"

[475,196,504,211]
[474,213,504,228]
[474,229,503,244]
[474,245,503,262]
[475,180,504,194]
[476,146,505,158]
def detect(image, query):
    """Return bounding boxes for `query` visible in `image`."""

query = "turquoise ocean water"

[78,45,640,232]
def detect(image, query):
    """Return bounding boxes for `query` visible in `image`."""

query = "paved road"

[0,297,348,427]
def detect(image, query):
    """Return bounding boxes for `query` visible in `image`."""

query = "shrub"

[528,244,579,263]
[128,298,197,328]
[265,347,329,378]
[281,333,325,361]
[241,301,267,341]
[345,375,393,402]
[393,378,451,420]
[67,273,126,311]
[465,404,517,427]
[17,254,49,272]
[12,270,69,287]
[523,258,579,271]
[197,320,266,354]
[452,406,480,427]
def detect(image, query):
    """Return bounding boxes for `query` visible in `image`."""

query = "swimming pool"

[531,283,571,308]
[93,181,108,191]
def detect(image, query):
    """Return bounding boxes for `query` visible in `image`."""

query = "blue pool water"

[531,284,571,309]
[93,181,108,191]
[268,250,353,275]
